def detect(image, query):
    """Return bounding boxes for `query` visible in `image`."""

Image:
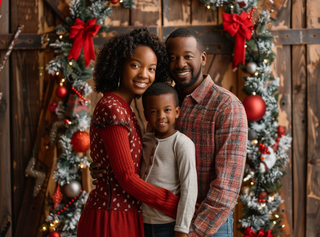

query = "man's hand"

[89,161,106,185]
[173,231,187,237]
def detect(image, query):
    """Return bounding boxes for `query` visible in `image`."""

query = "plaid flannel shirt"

[175,75,248,236]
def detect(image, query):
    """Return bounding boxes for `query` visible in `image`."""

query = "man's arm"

[189,100,248,236]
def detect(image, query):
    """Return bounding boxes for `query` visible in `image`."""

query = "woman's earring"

[117,78,120,89]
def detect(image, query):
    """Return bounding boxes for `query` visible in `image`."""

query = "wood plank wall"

[0,0,12,236]
[2,0,320,236]
[306,0,320,236]
[270,0,293,235]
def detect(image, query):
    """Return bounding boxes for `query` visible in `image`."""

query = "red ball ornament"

[258,190,268,200]
[49,231,61,237]
[71,131,90,152]
[243,95,267,121]
[110,0,119,3]
[56,86,67,98]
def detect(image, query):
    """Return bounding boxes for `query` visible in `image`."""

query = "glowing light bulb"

[55,72,60,76]
[59,35,63,39]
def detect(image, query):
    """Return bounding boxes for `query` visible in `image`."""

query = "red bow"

[244,227,273,237]
[67,18,101,67]
[222,11,254,70]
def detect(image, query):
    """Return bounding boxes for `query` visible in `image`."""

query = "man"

[90,28,248,236]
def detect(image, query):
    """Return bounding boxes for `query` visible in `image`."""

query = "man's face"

[166,36,206,89]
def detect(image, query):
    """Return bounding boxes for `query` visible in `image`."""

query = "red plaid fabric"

[175,75,248,236]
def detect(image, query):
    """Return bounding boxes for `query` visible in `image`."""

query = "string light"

[250,181,254,185]
[244,45,247,48]
[206,4,210,9]
[59,35,63,40]
[252,139,258,145]
[69,61,73,66]
[275,214,279,218]
[254,71,259,76]
[273,221,276,224]
[42,226,47,231]
[264,59,269,63]
[55,72,60,76]
[282,224,285,228]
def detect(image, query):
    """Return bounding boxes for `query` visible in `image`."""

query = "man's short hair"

[165,28,204,53]
[143,83,179,108]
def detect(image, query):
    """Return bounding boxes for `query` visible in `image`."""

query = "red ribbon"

[222,11,254,70]
[67,18,101,68]
[244,227,272,237]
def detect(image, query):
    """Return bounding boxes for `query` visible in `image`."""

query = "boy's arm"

[174,136,198,234]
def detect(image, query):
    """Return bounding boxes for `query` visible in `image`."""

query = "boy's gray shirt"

[140,131,198,234]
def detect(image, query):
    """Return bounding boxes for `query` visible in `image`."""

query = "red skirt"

[77,207,145,237]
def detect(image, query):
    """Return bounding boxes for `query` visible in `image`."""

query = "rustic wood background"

[0,0,319,237]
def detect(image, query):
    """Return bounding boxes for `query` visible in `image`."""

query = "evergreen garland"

[200,0,292,235]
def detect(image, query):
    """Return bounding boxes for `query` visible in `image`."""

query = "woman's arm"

[99,124,179,219]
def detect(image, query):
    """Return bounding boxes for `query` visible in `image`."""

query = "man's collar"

[189,75,214,104]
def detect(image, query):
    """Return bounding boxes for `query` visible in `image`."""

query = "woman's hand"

[89,161,106,185]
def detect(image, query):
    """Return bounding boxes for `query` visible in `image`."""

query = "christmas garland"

[201,0,292,236]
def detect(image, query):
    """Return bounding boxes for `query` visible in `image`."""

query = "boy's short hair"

[143,83,179,108]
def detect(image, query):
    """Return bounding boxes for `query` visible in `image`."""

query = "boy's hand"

[173,231,187,237]
[89,161,106,185]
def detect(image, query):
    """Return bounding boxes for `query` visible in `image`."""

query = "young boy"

[141,82,198,237]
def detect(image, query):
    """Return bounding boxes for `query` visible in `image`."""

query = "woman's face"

[119,45,157,100]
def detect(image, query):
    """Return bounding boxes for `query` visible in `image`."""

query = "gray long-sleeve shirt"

[140,131,198,234]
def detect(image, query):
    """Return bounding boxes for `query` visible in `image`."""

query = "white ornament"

[246,62,257,75]
[25,157,46,197]
[259,147,276,173]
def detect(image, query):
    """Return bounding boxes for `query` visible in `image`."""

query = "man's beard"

[176,66,202,89]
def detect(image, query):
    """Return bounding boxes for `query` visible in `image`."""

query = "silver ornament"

[63,180,81,197]
[248,129,258,140]
[246,62,257,75]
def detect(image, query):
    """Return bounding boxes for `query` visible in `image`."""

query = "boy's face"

[144,94,180,139]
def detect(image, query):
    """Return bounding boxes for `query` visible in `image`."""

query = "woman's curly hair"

[94,28,170,94]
